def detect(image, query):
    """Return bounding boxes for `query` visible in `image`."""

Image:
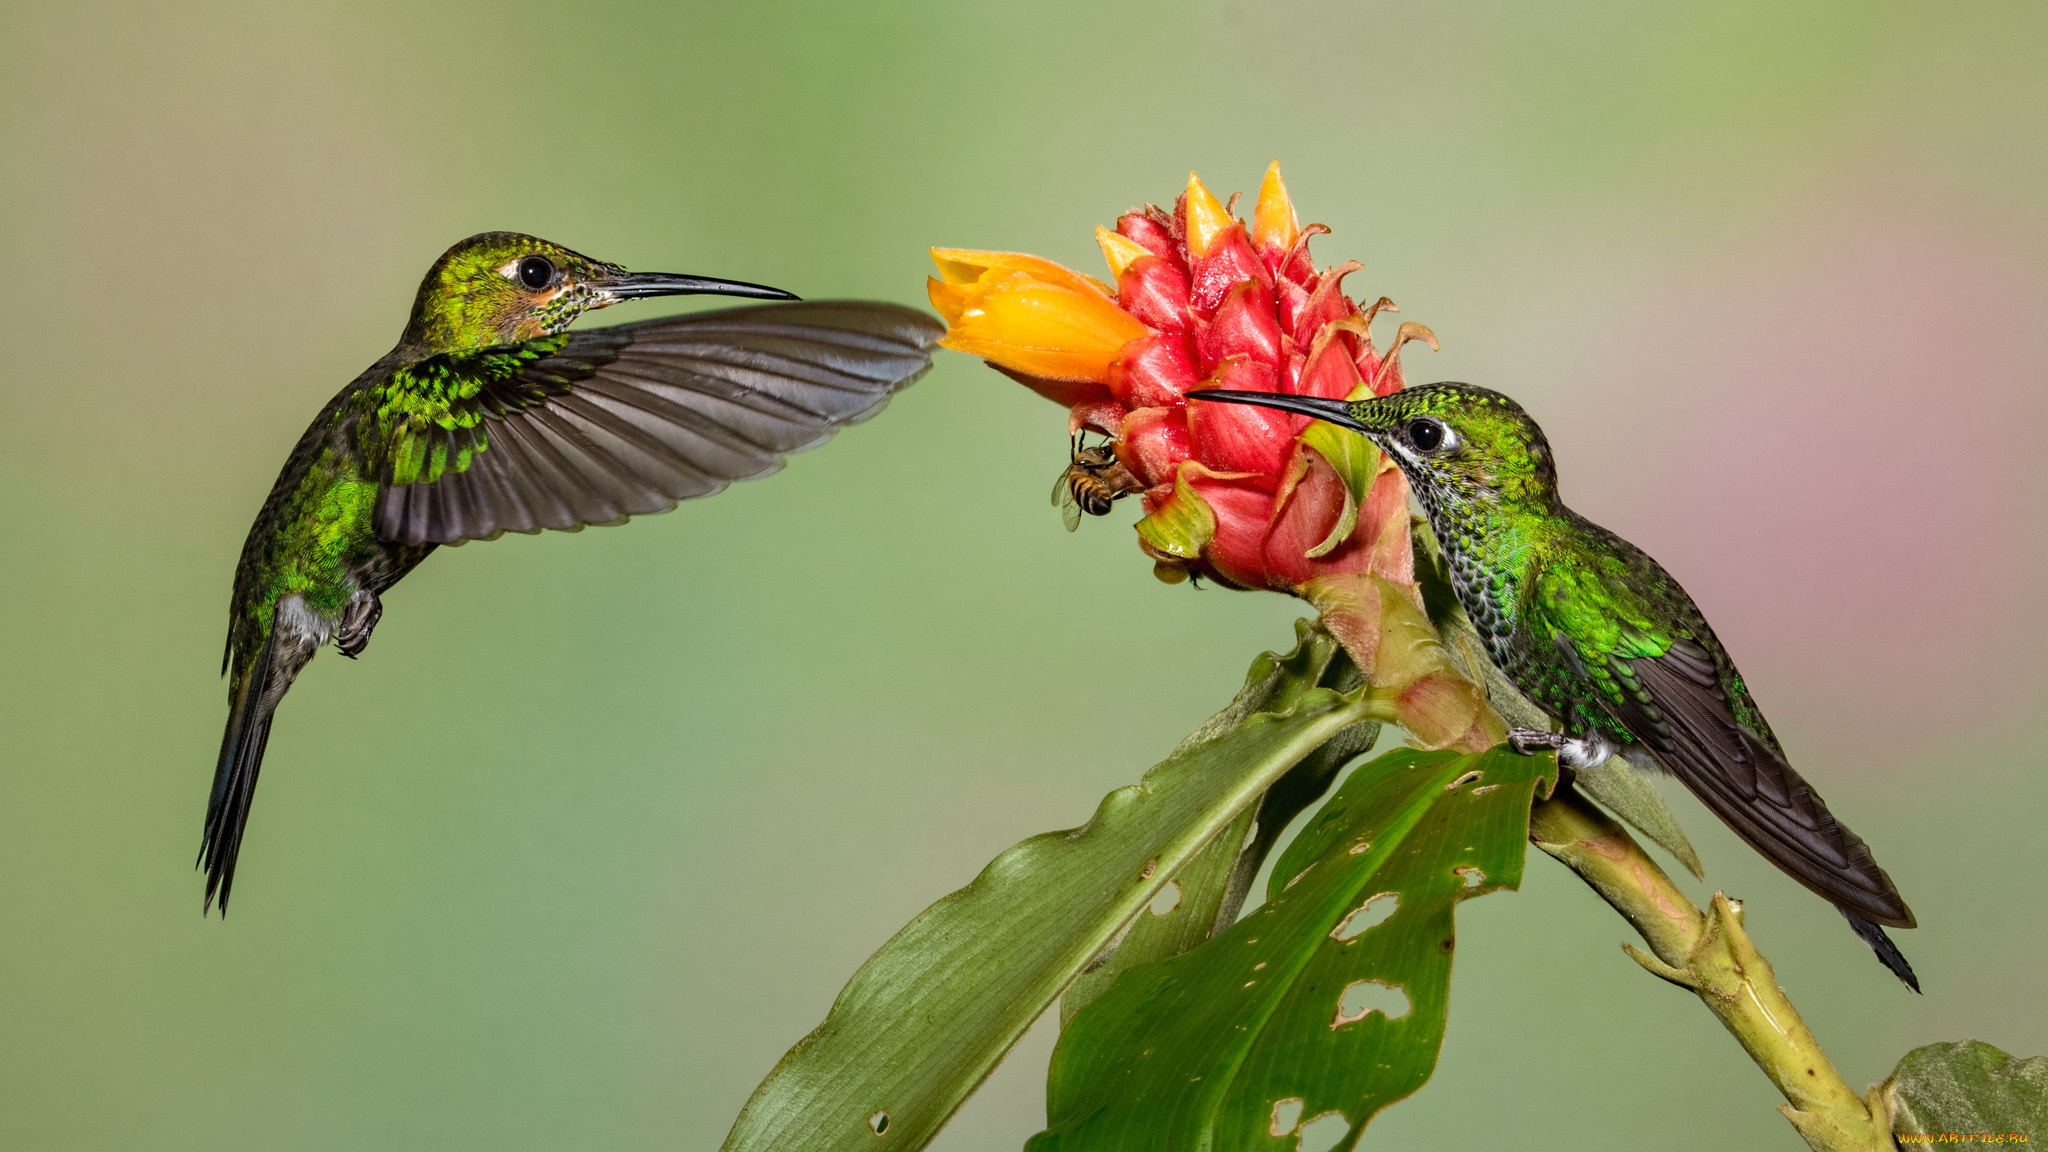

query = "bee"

[1052,434,1141,532]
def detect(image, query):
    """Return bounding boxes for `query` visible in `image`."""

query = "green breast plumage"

[1411,474,1529,675]
[1420,483,1690,746]
[368,334,573,487]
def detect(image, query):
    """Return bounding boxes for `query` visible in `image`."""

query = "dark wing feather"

[1610,639,1914,928]
[375,300,942,547]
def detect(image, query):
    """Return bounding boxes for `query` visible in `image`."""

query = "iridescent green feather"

[366,334,568,485]
[1333,384,1760,749]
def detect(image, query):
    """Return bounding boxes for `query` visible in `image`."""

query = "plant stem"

[1527,784,1894,1152]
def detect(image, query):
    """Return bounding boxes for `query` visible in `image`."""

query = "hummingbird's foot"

[1508,727,1565,756]
[335,592,382,659]
[1507,727,1616,770]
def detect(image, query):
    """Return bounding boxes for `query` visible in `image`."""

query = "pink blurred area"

[1581,181,2046,749]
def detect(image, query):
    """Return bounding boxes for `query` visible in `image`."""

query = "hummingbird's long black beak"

[1184,389,1365,431]
[604,272,800,302]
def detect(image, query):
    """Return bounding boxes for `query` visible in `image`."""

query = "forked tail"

[201,626,315,913]
[1622,643,1920,990]
[1844,911,1921,993]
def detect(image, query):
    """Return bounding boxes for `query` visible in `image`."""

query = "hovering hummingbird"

[206,232,942,912]
[1185,383,1919,989]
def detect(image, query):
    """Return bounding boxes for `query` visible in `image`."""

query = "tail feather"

[1844,910,1921,993]
[201,623,315,913]
[1612,642,1920,988]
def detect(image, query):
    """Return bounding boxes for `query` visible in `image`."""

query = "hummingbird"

[206,232,942,913]
[1185,383,1919,989]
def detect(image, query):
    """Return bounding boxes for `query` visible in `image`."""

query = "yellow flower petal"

[929,266,1148,383]
[1096,226,1151,280]
[926,276,971,325]
[1252,160,1299,252]
[1183,173,1232,259]
[929,248,1112,298]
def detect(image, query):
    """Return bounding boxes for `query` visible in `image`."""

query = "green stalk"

[1527,785,1894,1152]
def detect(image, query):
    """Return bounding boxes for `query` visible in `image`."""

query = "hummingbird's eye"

[1405,418,1449,453]
[516,256,556,290]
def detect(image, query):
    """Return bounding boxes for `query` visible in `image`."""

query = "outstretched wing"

[369,300,943,547]
[1605,640,1914,928]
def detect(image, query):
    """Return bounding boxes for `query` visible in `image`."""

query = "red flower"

[930,165,1492,749]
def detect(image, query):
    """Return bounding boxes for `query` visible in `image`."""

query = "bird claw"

[336,592,382,658]
[1508,726,1615,770]
[1508,727,1564,756]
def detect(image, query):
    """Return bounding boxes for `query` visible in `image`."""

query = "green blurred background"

[3,2,2044,1148]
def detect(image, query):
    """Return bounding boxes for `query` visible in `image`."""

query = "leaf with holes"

[1062,633,1380,1027]
[720,622,1383,1152]
[1030,745,1553,1152]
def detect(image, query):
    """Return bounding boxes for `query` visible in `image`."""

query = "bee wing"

[1054,473,1082,532]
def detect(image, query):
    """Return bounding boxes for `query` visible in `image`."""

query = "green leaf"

[1062,633,1380,1026]
[720,623,1380,1152]
[1884,1039,2048,1139]
[1060,803,1257,1029]
[1031,745,1554,1152]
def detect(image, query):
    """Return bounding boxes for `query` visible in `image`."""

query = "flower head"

[930,165,1489,748]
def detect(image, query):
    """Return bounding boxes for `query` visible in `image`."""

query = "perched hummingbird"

[207,232,942,912]
[1186,383,1919,989]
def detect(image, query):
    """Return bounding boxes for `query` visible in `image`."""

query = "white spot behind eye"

[496,259,522,281]
[1411,418,1459,456]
